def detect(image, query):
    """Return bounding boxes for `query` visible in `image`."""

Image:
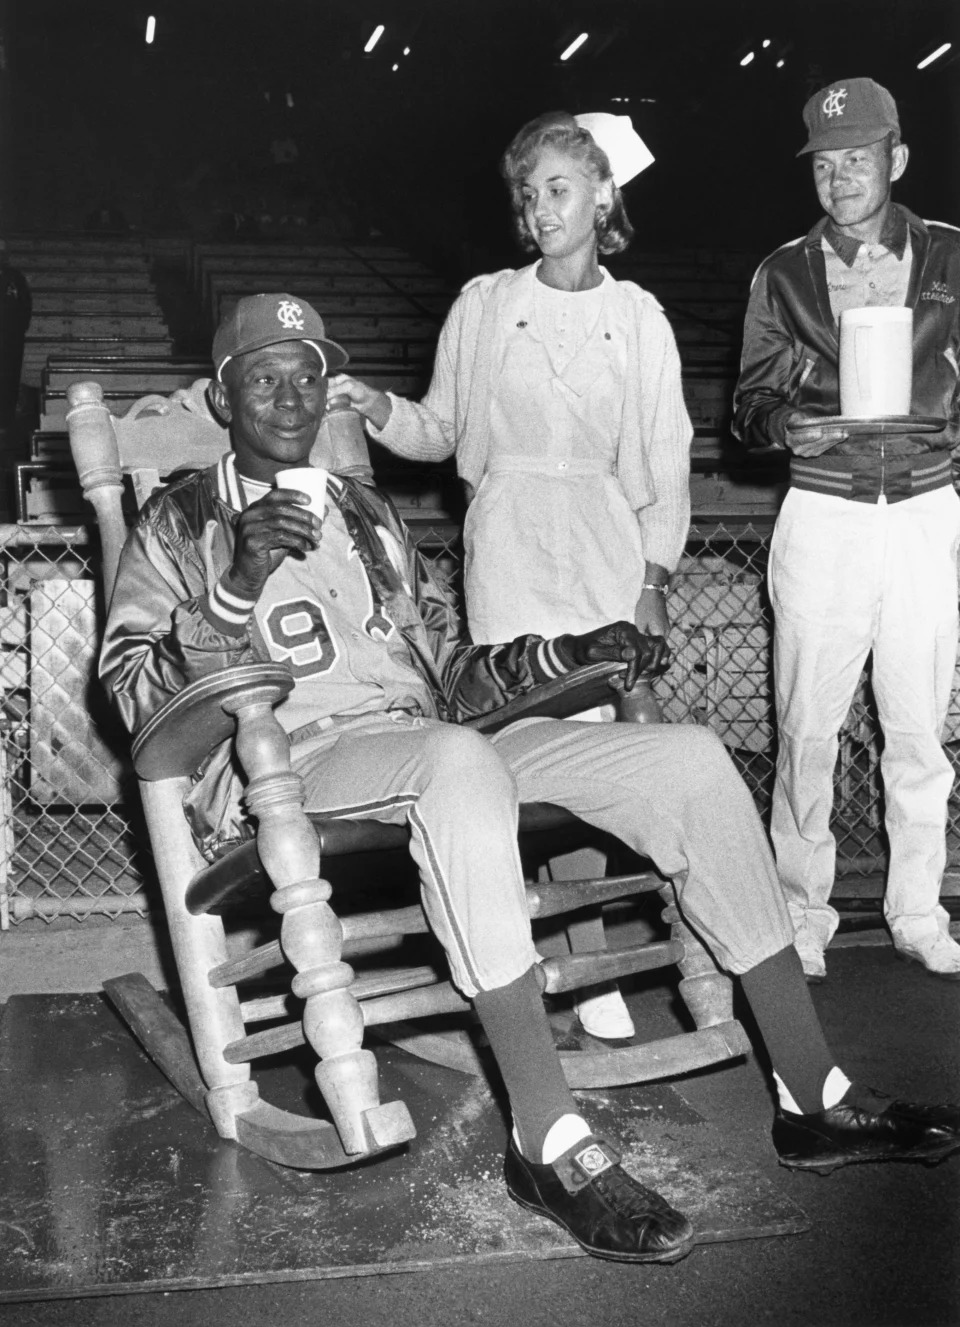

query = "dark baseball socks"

[739,943,857,1115]
[472,966,592,1163]
[475,946,866,1157]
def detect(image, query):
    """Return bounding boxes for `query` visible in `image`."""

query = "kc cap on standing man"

[733,79,960,981]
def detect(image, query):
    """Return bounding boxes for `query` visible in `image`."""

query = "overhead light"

[762,38,771,48]
[403,46,411,56]
[364,24,385,53]
[145,15,156,43]
[286,92,294,108]
[560,32,589,61]
[917,41,951,69]
[392,62,399,71]
[740,51,755,67]
[776,58,785,68]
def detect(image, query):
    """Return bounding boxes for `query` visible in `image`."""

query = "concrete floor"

[1,942,958,1327]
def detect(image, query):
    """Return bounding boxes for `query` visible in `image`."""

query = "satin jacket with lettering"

[733,206,960,464]
[100,463,580,858]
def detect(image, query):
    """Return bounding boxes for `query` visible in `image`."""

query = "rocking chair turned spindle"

[66,377,749,1171]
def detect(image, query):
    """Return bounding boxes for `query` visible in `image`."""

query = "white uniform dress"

[466,274,646,644]
[371,262,692,650]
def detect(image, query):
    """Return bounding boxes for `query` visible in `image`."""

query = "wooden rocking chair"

[66,378,750,1171]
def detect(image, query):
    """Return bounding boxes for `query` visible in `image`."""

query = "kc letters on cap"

[213,293,349,380]
[797,77,900,155]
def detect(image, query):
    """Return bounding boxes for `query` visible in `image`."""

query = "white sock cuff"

[821,1065,852,1111]
[541,1114,592,1164]
[773,1070,802,1115]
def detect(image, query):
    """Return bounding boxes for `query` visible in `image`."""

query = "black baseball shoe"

[504,1134,695,1263]
[774,1089,960,1173]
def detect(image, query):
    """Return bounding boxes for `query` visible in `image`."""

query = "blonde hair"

[500,111,634,256]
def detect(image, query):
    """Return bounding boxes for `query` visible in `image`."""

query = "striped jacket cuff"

[202,575,259,637]
[530,637,577,684]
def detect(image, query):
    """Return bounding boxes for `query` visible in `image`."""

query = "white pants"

[768,485,960,943]
[292,714,793,998]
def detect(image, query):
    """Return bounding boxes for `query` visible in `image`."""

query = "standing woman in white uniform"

[329,111,694,1038]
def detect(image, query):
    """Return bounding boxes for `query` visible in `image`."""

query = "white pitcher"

[839,306,913,418]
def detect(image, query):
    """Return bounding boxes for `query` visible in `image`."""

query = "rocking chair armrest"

[131,658,624,777]
[462,661,627,736]
[131,662,294,781]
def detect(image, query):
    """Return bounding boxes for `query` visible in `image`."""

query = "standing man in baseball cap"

[734,79,960,981]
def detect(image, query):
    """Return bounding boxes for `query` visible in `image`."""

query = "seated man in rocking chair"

[100,294,960,1266]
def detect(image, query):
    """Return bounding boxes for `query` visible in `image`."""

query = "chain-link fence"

[0,526,144,926]
[673,522,883,875]
[4,516,960,927]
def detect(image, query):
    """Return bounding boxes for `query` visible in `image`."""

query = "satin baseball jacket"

[732,205,960,466]
[100,457,584,858]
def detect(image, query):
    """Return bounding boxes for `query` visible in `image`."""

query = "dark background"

[1,0,957,274]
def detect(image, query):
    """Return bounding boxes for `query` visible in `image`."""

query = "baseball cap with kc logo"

[213,293,349,380]
[797,77,900,156]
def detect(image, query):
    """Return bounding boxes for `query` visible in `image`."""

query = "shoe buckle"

[554,1139,621,1193]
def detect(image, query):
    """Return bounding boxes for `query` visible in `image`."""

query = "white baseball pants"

[768,484,960,944]
[292,712,793,997]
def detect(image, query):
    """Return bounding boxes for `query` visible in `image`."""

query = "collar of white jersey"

[215,453,345,512]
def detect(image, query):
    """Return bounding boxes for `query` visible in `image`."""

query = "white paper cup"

[839,306,913,418]
[274,466,329,519]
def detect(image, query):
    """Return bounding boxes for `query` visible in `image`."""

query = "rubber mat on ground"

[0,994,808,1301]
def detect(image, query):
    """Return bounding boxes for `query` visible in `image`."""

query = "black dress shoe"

[774,1091,960,1173]
[504,1134,694,1263]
